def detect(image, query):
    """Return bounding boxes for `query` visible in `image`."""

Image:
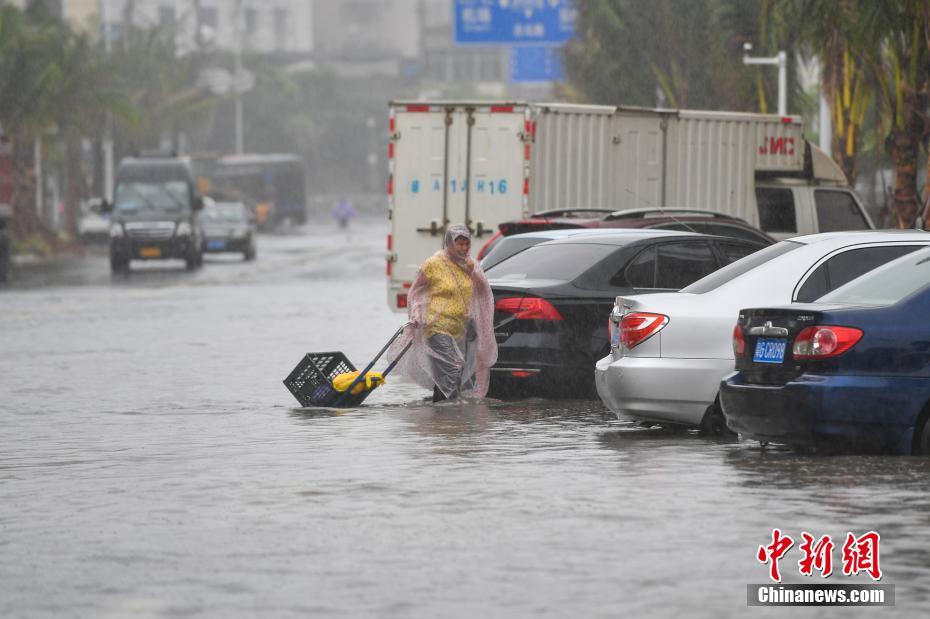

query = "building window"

[343,1,380,24]
[198,7,218,31]
[274,8,288,49]
[478,53,501,81]
[158,5,176,31]
[244,7,257,37]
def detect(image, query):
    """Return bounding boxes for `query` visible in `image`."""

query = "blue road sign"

[454,0,576,46]
[510,46,565,82]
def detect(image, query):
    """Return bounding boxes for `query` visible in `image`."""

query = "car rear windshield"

[205,203,248,222]
[481,237,545,269]
[818,247,930,306]
[680,240,802,294]
[484,242,617,281]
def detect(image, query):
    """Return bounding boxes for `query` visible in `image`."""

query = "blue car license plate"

[207,240,226,250]
[753,338,787,364]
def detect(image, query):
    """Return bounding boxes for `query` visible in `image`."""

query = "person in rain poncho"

[388,224,497,401]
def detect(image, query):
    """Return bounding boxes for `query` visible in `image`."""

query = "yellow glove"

[332,371,385,394]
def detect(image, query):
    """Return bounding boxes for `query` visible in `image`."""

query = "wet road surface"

[2,219,930,617]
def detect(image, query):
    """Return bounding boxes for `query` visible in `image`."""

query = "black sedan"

[485,229,770,398]
[202,198,257,261]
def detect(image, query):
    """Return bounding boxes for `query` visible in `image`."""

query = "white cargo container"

[387,101,531,311]
[386,101,871,311]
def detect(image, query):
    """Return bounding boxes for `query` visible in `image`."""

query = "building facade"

[26,0,316,56]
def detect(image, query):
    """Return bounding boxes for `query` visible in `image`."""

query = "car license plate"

[753,338,787,364]
[207,240,226,250]
[139,247,161,258]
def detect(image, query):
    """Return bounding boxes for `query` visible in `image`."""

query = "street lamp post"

[742,43,788,116]
[234,0,244,155]
[99,0,114,201]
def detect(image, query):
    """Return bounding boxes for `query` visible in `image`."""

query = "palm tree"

[766,0,869,184]
[858,0,930,228]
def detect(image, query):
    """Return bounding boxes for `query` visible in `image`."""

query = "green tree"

[0,5,109,237]
[564,0,786,111]
[766,0,870,184]
[860,0,929,228]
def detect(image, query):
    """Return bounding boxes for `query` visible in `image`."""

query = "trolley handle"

[331,323,411,407]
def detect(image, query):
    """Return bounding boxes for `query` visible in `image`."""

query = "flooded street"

[3,219,930,617]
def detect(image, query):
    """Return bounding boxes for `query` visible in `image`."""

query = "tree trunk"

[825,43,859,185]
[65,127,83,237]
[887,128,920,228]
[887,78,928,228]
[8,137,59,252]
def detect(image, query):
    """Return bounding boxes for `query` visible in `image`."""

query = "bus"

[211,154,307,227]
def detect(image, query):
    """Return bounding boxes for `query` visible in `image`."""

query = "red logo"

[758,136,796,156]
[757,530,882,582]
[842,531,882,581]
[757,528,794,582]
[798,532,835,578]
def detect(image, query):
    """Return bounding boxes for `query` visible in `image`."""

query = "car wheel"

[186,250,203,270]
[699,397,736,436]
[110,252,130,273]
[913,415,930,455]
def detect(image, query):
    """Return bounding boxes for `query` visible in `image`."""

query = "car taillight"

[619,312,668,349]
[732,324,746,357]
[792,325,862,359]
[495,297,563,320]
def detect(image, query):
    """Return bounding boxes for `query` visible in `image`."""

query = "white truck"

[386,101,872,311]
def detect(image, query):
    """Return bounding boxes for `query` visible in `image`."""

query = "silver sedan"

[595,230,930,431]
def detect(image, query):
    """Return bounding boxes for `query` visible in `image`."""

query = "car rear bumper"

[492,329,603,395]
[719,373,924,454]
[595,354,732,425]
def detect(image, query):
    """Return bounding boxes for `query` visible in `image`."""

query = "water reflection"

[724,444,930,492]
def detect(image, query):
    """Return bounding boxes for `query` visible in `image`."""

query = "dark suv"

[105,155,205,272]
[478,208,775,261]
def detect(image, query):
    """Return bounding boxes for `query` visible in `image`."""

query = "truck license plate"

[753,338,787,364]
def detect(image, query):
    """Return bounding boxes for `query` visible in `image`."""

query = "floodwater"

[2,219,930,617]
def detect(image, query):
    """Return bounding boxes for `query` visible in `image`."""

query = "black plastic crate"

[283,351,371,407]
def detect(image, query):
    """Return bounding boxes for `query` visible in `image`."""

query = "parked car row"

[484,221,772,398]
[481,216,930,455]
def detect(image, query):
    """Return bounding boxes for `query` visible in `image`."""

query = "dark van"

[106,154,205,272]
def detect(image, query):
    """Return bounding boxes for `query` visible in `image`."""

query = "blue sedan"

[720,246,930,455]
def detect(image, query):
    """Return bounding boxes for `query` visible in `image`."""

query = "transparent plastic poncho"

[387,225,498,399]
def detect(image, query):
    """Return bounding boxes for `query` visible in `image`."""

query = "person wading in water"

[388,224,497,402]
